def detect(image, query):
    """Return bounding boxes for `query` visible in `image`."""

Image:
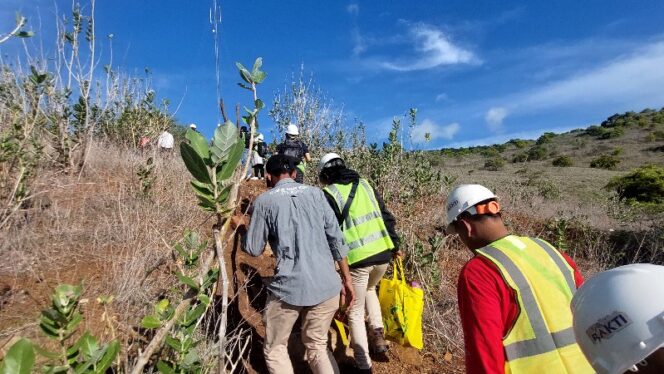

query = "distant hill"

[435,107,664,172]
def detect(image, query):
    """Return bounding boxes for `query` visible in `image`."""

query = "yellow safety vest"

[476,235,594,374]
[324,179,394,265]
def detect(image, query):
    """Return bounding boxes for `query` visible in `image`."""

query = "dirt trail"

[228,181,439,373]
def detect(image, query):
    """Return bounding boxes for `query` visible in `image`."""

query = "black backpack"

[280,140,304,161]
[255,142,267,158]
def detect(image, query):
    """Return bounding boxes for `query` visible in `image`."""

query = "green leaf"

[190,180,214,201]
[217,139,245,181]
[155,299,170,315]
[198,294,211,306]
[180,143,212,184]
[94,341,119,373]
[165,336,182,352]
[156,360,176,374]
[33,345,60,360]
[210,121,240,165]
[176,273,199,290]
[185,129,210,164]
[254,98,265,110]
[237,82,252,90]
[140,315,162,329]
[215,184,233,206]
[76,332,98,359]
[251,57,263,75]
[235,62,253,84]
[252,70,267,84]
[182,304,207,327]
[0,338,34,374]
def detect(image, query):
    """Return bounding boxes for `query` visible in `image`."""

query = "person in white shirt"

[157,130,174,154]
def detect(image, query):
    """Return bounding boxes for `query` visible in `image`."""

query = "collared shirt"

[244,178,349,306]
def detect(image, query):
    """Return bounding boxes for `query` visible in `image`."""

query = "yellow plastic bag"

[378,258,424,349]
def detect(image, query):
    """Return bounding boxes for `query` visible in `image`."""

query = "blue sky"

[2,0,664,148]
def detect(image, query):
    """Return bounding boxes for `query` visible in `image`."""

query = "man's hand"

[340,278,355,311]
[392,249,404,259]
[229,215,247,230]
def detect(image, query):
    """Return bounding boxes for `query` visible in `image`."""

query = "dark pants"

[253,165,265,178]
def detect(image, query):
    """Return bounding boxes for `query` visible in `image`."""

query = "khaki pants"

[348,263,389,369]
[263,293,340,374]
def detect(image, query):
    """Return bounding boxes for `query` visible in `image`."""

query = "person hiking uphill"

[571,264,664,374]
[276,123,311,183]
[231,154,355,374]
[444,184,593,374]
[318,153,402,373]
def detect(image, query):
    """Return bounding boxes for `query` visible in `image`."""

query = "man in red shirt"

[445,184,593,374]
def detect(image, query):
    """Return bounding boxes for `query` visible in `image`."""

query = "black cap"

[265,154,300,176]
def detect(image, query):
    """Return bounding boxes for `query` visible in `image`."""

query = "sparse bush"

[508,139,530,149]
[484,156,506,171]
[606,165,664,204]
[512,152,528,163]
[527,145,548,161]
[552,155,574,167]
[590,154,621,170]
[536,132,556,145]
[599,126,625,139]
[652,130,664,141]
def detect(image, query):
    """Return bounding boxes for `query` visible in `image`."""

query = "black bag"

[281,140,304,161]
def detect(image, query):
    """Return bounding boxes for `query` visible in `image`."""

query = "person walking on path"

[571,264,664,374]
[276,123,311,183]
[232,154,355,374]
[156,129,174,155]
[318,153,401,373]
[251,134,265,180]
[445,184,593,374]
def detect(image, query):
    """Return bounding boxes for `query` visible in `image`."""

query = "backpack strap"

[339,180,360,226]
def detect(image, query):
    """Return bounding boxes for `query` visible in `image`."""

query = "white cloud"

[435,93,449,102]
[346,4,359,16]
[412,119,459,143]
[380,23,477,71]
[485,107,508,132]
[351,28,365,57]
[511,41,664,113]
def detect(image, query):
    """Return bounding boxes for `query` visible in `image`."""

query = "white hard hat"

[286,123,299,136]
[189,123,197,129]
[255,133,264,142]
[318,153,342,172]
[444,184,497,234]
[571,264,664,374]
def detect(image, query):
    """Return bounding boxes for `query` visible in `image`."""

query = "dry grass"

[0,141,209,354]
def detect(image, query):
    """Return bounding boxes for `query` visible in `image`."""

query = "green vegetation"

[527,145,548,161]
[606,165,664,204]
[590,154,621,170]
[536,132,556,145]
[0,285,120,374]
[552,155,574,167]
[484,156,506,171]
[508,138,531,149]
[512,152,528,163]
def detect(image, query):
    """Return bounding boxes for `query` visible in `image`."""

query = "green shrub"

[599,127,625,139]
[606,165,664,204]
[484,157,506,171]
[536,132,556,145]
[480,147,500,157]
[585,125,605,137]
[508,139,530,149]
[552,155,574,167]
[527,145,548,161]
[590,154,621,170]
[512,152,528,163]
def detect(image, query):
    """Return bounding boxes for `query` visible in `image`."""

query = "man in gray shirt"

[233,154,355,374]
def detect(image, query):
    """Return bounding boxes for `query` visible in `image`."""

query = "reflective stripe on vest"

[476,237,593,373]
[324,179,394,265]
